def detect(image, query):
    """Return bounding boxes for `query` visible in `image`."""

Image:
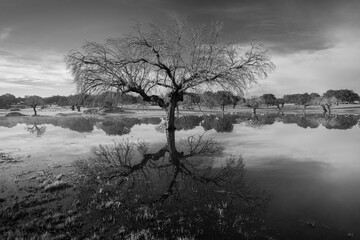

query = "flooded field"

[1,112,360,239]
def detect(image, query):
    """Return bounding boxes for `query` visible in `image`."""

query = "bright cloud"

[0,49,74,96]
[248,27,360,97]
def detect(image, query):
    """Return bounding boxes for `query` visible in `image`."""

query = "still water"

[1,113,360,239]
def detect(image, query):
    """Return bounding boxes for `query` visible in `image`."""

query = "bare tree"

[66,18,275,130]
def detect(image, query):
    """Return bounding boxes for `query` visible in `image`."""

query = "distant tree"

[261,94,277,107]
[323,89,359,103]
[94,92,122,110]
[244,97,262,115]
[309,92,320,99]
[68,94,87,111]
[283,94,302,104]
[202,92,218,109]
[230,95,242,109]
[44,95,69,106]
[273,98,285,110]
[214,91,233,111]
[0,93,17,109]
[66,18,274,130]
[296,93,310,109]
[295,93,319,109]
[318,96,338,114]
[183,93,202,111]
[24,95,44,116]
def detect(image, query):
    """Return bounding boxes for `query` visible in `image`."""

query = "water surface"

[1,113,360,238]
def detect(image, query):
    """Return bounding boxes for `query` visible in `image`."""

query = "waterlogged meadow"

[1,112,360,239]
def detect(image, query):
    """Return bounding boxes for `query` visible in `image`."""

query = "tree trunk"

[71,105,75,111]
[252,107,257,115]
[327,105,331,114]
[321,105,327,113]
[222,105,225,111]
[166,100,177,131]
[32,107,37,116]
[166,129,177,161]
[76,105,81,112]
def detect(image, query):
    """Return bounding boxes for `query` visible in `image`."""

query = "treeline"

[1,89,359,114]
[0,92,143,111]
[283,89,359,105]
[249,89,359,114]
[0,91,243,111]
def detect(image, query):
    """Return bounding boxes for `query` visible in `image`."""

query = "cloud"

[0,27,11,41]
[146,0,360,54]
[248,31,360,97]
[0,49,74,96]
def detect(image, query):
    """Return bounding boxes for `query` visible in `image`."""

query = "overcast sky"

[1,0,359,97]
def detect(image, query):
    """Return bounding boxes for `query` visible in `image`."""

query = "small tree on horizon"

[295,93,319,110]
[244,97,262,115]
[314,96,338,114]
[24,95,44,116]
[261,93,277,107]
[214,91,234,111]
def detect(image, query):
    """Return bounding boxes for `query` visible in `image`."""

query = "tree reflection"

[281,114,320,129]
[201,114,237,133]
[74,130,270,239]
[175,115,203,130]
[243,113,277,129]
[97,118,141,136]
[26,124,46,137]
[58,117,95,133]
[322,115,359,130]
[279,114,360,130]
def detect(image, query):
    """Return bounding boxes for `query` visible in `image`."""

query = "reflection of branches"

[181,134,224,157]
[74,129,271,239]
[26,124,46,137]
[75,130,268,208]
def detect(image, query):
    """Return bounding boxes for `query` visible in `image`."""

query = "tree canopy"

[323,89,359,103]
[0,93,17,109]
[66,18,275,129]
[261,93,277,107]
[24,95,44,116]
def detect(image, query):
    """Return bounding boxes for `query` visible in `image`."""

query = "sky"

[0,0,359,98]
